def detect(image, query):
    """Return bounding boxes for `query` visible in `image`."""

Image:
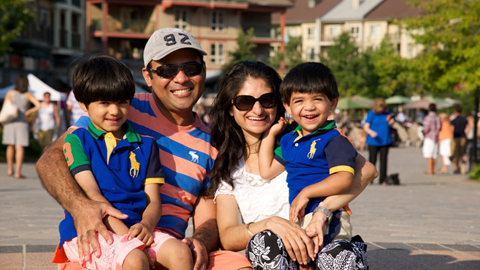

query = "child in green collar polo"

[259,62,366,268]
[55,55,193,270]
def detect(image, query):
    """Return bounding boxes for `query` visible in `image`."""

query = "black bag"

[385,173,400,185]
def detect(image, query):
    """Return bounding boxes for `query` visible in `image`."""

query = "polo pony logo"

[129,147,140,178]
[307,138,322,159]
[189,151,199,163]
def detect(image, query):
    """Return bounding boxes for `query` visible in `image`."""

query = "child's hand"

[369,130,378,138]
[128,223,154,246]
[289,192,309,223]
[264,117,287,138]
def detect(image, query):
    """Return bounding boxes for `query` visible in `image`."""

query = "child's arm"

[127,183,162,247]
[74,170,130,236]
[289,171,354,222]
[259,118,286,180]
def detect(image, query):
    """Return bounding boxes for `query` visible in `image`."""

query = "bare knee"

[156,239,193,270]
[123,248,149,270]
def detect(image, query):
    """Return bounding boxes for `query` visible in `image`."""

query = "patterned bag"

[0,100,18,124]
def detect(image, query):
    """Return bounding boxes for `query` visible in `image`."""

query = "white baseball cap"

[143,28,207,67]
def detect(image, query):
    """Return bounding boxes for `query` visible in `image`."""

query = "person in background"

[37,92,60,151]
[2,74,41,178]
[66,90,83,126]
[438,113,453,174]
[364,98,394,185]
[422,103,441,175]
[450,104,468,174]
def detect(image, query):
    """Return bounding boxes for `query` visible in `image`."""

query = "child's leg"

[122,248,149,270]
[155,239,193,270]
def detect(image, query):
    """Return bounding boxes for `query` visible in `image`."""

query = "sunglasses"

[149,61,204,79]
[231,92,277,111]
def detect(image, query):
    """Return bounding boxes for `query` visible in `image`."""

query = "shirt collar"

[87,122,142,143]
[292,120,337,138]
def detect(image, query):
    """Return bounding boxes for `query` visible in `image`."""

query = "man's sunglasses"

[149,61,204,79]
[231,92,277,111]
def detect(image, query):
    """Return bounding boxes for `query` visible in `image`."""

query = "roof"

[320,0,385,22]
[272,0,342,24]
[364,0,424,20]
[248,0,293,7]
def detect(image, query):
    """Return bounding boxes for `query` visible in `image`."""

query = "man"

[450,104,468,174]
[37,28,251,270]
[422,103,441,175]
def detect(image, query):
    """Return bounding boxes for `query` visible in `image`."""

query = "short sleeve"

[213,180,235,204]
[274,146,286,166]
[144,140,164,185]
[324,135,357,175]
[365,110,373,124]
[64,133,91,175]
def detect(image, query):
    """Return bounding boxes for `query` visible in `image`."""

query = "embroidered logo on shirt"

[307,139,322,159]
[129,147,140,178]
[189,151,199,163]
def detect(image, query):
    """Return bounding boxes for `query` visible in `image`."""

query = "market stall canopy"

[386,95,412,105]
[403,98,452,109]
[337,97,371,110]
[351,95,373,107]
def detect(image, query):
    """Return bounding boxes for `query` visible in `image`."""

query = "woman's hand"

[266,216,316,264]
[303,212,329,254]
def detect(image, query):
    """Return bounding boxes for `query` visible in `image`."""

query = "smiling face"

[142,49,205,125]
[80,100,130,139]
[230,77,277,142]
[284,92,338,136]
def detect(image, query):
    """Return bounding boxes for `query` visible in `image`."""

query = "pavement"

[0,146,479,269]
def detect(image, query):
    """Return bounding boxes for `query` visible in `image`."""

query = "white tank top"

[38,103,56,130]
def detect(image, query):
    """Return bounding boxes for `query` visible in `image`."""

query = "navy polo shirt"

[274,120,357,214]
[59,122,164,248]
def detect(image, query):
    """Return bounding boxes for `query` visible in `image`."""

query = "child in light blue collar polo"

[259,62,367,268]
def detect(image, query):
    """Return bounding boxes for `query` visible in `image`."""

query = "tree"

[284,36,303,69]
[0,0,34,58]
[222,28,257,73]
[400,0,480,94]
[320,32,375,97]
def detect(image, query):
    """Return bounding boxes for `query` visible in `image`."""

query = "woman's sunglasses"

[149,61,204,79]
[231,92,277,111]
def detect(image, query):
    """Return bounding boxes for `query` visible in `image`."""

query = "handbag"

[0,100,19,124]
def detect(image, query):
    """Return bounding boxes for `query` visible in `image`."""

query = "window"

[210,43,225,64]
[174,9,189,30]
[288,27,296,37]
[370,25,380,40]
[328,25,340,40]
[351,26,359,38]
[306,47,315,61]
[211,11,224,32]
[307,27,315,40]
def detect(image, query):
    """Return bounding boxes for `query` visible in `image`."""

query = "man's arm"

[35,131,127,259]
[182,195,218,270]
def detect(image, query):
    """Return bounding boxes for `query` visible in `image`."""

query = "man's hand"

[181,237,208,270]
[72,200,127,259]
[304,211,329,255]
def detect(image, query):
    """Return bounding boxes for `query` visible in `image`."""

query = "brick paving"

[0,146,479,269]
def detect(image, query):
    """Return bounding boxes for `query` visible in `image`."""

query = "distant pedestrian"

[450,104,468,174]
[422,103,441,175]
[37,92,60,151]
[2,74,41,178]
[438,113,453,174]
[66,90,83,126]
[364,98,394,185]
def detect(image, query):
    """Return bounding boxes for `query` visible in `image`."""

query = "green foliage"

[285,36,303,69]
[469,163,480,182]
[268,48,284,70]
[0,0,34,57]
[320,32,376,97]
[222,28,257,73]
[400,0,480,94]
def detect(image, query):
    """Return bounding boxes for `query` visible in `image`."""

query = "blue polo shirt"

[58,122,164,248]
[274,120,357,215]
[365,110,393,146]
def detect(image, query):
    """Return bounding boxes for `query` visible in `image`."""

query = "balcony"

[92,19,152,34]
[243,26,278,39]
[18,24,54,45]
[161,0,248,11]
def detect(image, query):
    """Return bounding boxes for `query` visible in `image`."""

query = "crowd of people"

[0,26,474,270]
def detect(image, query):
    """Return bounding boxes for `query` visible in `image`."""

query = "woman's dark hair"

[280,62,339,104]
[71,55,135,106]
[15,74,29,93]
[205,61,283,196]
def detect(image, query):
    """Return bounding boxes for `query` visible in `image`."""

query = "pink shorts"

[63,229,174,270]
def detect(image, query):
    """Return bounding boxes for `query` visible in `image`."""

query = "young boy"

[54,55,193,270]
[259,62,358,256]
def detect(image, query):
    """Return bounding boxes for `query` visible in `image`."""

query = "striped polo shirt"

[74,93,217,238]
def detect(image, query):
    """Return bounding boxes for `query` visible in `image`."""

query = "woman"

[37,92,60,151]
[2,74,40,178]
[363,98,394,185]
[208,61,376,270]
[438,113,453,174]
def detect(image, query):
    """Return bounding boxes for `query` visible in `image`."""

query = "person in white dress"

[37,92,60,151]
[207,61,377,270]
